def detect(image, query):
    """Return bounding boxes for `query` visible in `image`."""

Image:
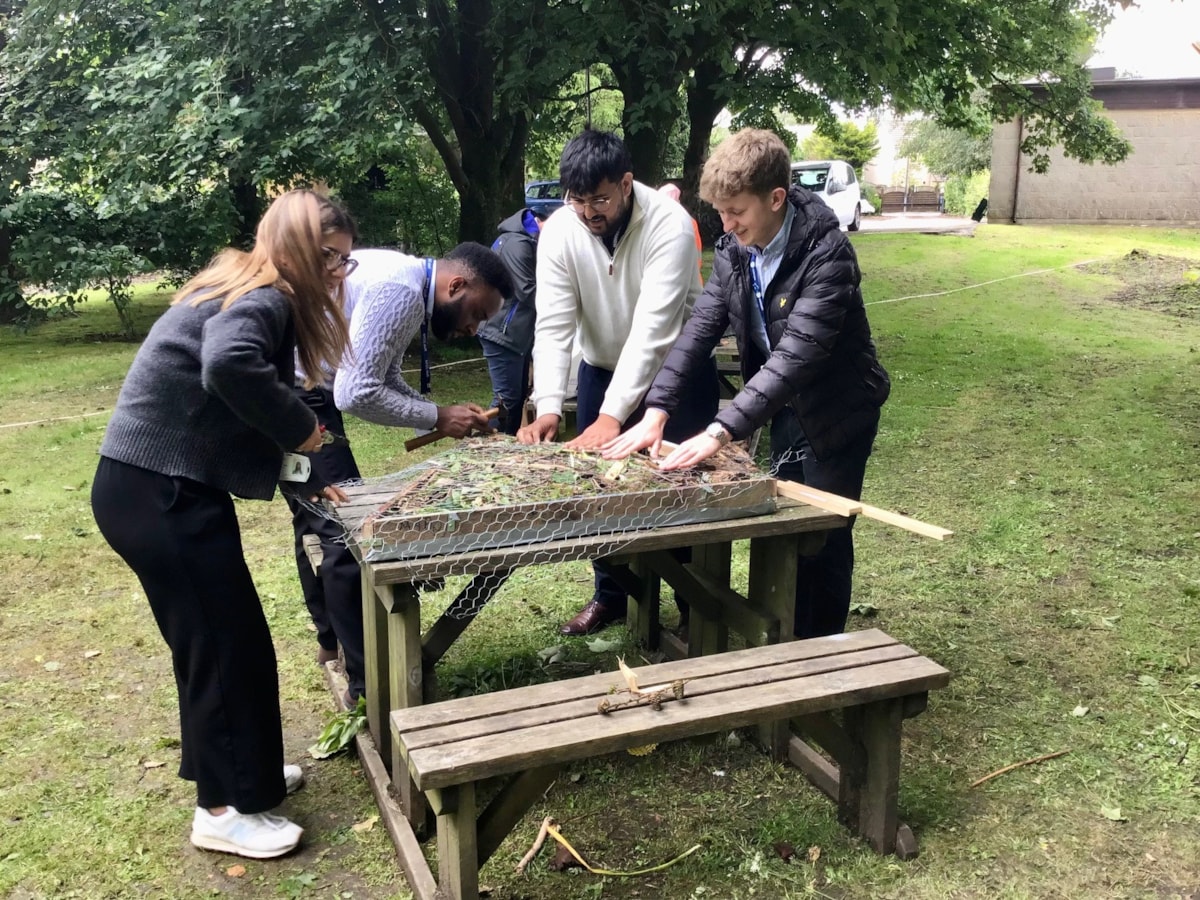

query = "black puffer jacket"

[477,208,540,355]
[645,188,889,461]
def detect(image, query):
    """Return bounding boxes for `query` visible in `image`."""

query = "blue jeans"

[480,337,531,436]
[770,405,877,639]
[577,357,721,613]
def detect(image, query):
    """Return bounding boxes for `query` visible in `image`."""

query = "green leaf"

[308,696,367,759]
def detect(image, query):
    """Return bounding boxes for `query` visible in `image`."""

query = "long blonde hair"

[174,190,355,387]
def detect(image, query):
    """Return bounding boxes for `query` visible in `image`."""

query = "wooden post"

[389,583,428,834]
[688,542,730,657]
[840,699,903,854]
[435,783,478,900]
[362,577,391,767]
[627,554,661,650]
[748,534,801,757]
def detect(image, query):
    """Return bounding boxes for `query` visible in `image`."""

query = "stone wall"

[989,109,1200,224]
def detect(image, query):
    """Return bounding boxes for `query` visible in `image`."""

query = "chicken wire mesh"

[298,437,784,620]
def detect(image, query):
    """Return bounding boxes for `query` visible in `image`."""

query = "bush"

[862,183,882,214]
[943,171,990,217]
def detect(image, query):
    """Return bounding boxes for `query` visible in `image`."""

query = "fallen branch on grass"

[970,749,1070,788]
[515,816,556,875]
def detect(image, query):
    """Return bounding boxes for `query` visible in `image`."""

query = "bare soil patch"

[1082,249,1200,317]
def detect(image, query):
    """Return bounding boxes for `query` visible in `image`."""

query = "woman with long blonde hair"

[91,190,357,859]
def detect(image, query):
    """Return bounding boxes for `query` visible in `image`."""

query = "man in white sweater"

[518,130,720,635]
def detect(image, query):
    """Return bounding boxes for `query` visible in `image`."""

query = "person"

[477,208,545,435]
[604,128,890,641]
[286,243,511,704]
[657,183,704,282]
[517,129,720,636]
[90,190,357,860]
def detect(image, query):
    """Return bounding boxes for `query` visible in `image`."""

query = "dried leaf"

[773,841,795,861]
[617,657,640,693]
[586,637,620,653]
[807,845,821,863]
[352,815,379,833]
[225,864,246,878]
[1100,805,1127,822]
[43,661,61,672]
[548,844,582,871]
[143,760,165,769]
[83,650,102,659]
[1071,705,1089,717]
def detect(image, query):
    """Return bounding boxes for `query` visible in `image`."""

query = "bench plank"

[402,654,948,790]
[399,642,919,754]
[395,629,901,733]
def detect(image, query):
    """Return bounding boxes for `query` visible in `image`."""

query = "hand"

[295,421,323,453]
[601,409,668,459]
[657,433,722,471]
[311,484,348,504]
[435,403,490,438]
[566,414,622,451]
[517,413,561,445]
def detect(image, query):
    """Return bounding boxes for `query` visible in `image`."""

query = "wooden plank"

[364,502,841,585]
[405,656,949,790]
[398,643,924,756]
[476,765,561,867]
[777,481,953,541]
[682,562,779,642]
[690,543,730,657]
[851,699,903,854]
[324,663,439,900]
[362,577,390,762]
[389,587,428,833]
[626,555,662,650]
[787,735,840,801]
[792,711,859,770]
[435,784,478,900]
[638,549,768,645]
[775,480,861,516]
[393,630,902,731]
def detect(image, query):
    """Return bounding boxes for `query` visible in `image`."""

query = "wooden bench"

[390,629,949,900]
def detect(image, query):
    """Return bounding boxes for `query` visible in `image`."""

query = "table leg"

[627,555,661,650]
[840,699,902,854]
[688,543,730,657]
[388,583,427,833]
[362,576,391,766]
[431,784,478,900]
[749,534,801,757]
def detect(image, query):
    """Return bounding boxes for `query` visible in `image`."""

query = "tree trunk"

[0,223,29,324]
[682,60,727,245]
[611,61,683,187]
[229,178,262,249]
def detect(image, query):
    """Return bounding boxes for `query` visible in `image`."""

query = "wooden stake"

[515,816,555,875]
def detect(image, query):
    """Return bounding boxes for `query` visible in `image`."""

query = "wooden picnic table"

[332,481,845,832]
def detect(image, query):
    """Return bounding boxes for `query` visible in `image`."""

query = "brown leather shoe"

[560,600,626,636]
[317,645,339,666]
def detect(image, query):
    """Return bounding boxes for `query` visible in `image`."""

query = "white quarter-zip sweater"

[532,180,702,424]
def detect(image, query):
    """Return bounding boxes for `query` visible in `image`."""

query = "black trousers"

[91,457,286,813]
[770,406,877,639]
[576,357,721,613]
[283,387,366,700]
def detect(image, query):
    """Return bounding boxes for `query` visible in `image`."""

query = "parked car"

[523,180,565,217]
[790,160,862,231]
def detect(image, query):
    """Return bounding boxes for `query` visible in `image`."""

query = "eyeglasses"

[322,247,358,276]
[566,194,613,214]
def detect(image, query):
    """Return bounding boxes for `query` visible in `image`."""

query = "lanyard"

[421,258,433,395]
[748,250,766,322]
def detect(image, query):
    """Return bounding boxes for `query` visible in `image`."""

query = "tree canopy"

[0,0,1135,298]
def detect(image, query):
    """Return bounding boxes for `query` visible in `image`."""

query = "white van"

[790,160,862,232]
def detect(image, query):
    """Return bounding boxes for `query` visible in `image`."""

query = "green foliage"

[525,68,625,180]
[333,138,459,255]
[942,170,991,217]
[861,182,881,214]
[800,121,880,173]
[308,696,367,760]
[900,118,993,178]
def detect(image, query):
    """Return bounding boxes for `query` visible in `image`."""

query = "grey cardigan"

[100,286,317,500]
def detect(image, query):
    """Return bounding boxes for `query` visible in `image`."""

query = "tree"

[800,121,880,173]
[899,119,993,179]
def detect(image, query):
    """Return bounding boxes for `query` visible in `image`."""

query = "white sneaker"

[284,764,304,795]
[191,807,303,859]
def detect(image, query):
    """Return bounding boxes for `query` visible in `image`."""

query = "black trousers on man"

[284,386,366,701]
[770,406,877,639]
[576,357,721,614]
[91,457,287,813]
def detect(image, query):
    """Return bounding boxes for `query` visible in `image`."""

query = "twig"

[970,749,1070,788]
[515,816,555,875]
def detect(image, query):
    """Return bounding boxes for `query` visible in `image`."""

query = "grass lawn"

[1,223,1198,899]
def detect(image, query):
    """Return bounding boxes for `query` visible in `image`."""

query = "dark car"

[524,180,564,218]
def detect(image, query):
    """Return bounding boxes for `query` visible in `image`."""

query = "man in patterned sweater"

[290,242,509,704]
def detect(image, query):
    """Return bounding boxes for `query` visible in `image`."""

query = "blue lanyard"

[748,250,766,322]
[420,258,433,395]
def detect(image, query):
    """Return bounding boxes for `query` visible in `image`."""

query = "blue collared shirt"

[747,202,795,356]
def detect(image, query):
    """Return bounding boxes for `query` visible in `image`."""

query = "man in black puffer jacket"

[604,128,889,639]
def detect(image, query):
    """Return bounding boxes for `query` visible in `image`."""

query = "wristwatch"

[705,421,731,446]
